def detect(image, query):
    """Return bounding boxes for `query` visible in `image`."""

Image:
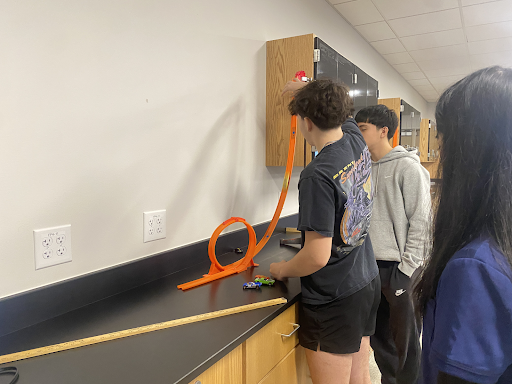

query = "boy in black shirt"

[270,79,380,383]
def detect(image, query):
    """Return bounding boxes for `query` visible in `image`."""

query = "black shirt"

[298,118,378,305]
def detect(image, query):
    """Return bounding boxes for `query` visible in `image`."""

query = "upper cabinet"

[419,118,441,179]
[377,97,402,148]
[400,100,422,151]
[314,38,379,116]
[266,34,379,167]
[266,34,315,168]
[378,98,423,152]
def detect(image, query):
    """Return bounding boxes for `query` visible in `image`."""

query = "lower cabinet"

[189,303,312,384]
[188,344,243,384]
[258,345,312,384]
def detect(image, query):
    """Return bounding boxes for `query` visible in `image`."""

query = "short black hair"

[355,104,398,139]
[288,79,353,130]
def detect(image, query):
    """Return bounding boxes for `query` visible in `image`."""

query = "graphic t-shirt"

[298,118,378,305]
[420,237,512,384]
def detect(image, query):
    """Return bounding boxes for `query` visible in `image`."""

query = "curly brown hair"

[288,79,353,130]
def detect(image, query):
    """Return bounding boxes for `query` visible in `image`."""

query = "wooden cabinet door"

[188,344,242,384]
[378,98,401,148]
[258,345,313,384]
[245,304,299,384]
[266,34,315,167]
[419,119,430,162]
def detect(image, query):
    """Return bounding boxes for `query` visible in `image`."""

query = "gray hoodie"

[370,145,431,277]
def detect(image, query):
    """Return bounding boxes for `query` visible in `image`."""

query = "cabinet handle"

[280,323,300,339]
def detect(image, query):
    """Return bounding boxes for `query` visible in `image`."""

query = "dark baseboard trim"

[0,214,298,338]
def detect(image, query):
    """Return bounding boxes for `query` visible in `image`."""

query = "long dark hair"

[414,66,512,316]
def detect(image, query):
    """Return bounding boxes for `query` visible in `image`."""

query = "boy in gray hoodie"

[355,105,431,384]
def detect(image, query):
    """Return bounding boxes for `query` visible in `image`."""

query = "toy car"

[254,275,275,286]
[243,281,262,289]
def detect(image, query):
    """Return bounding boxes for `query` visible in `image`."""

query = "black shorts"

[298,276,381,354]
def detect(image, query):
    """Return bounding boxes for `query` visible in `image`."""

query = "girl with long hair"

[414,66,512,384]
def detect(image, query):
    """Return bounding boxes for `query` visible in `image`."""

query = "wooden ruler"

[0,297,287,365]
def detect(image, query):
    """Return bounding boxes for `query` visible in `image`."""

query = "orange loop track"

[177,75,301,291]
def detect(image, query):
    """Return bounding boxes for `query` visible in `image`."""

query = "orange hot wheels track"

[177,72,304,291]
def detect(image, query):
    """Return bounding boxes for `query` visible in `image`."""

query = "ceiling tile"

[408,78,432,86]
[355,21,396,42]
[419,91,440,101]
[371,38,407,54]
[424,65,472,77]
[402,71,426,80]
[414,84,437,91]
[466,20,512,41]
[417,55,469,71]
[328,0,356,4]
[372,0,459,20]
[470,51,512,68]
[334,0,384,26]
[409,44,469,62]
[461,0,496,5]
[429,74,465,87]
[468,36,512,54]
[462,0,512,27]
[470,62,488,71]
[388,9,462,37]
[401,29,466,50]
[393,62,421,73]
[382,51,415,64]
[433,83,450,93]
[419,90,440,96]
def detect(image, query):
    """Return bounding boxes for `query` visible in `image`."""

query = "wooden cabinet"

[188,303,311,384]
[419,118,441,179]
[378,98,401,147]
[188,344,243,384]
[266,34,315,167]
[400,100,421,150]
[258,345,312,384]
[378,98,422,152]
[419,119,439,163]
[378,101,441,182]
[245,303,301,384]
[266,34,379,167]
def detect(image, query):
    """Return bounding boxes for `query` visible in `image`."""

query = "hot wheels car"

[255,275,269,279]
[243,281,262,289]
[254,276,275,286]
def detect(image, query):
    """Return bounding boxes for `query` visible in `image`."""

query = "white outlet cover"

[143,210,166,243]
[34,225,72,270]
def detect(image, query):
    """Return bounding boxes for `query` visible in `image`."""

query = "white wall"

[426,102,437,121]
[0,0,428,298]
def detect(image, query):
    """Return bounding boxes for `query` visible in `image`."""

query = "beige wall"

[0,0,429,298]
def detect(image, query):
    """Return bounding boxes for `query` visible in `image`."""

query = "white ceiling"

[327,0,512,102]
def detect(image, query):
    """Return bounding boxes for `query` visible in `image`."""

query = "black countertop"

[0,233,301,384]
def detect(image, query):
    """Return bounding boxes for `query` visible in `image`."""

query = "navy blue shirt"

[420,237,512,384]
[298,118,378,305]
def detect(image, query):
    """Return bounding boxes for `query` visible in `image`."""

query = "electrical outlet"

[143,210,166,243]
[34,225,72,270]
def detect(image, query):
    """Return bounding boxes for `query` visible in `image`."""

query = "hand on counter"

[270,231,332,280]
[269,260,288,281]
